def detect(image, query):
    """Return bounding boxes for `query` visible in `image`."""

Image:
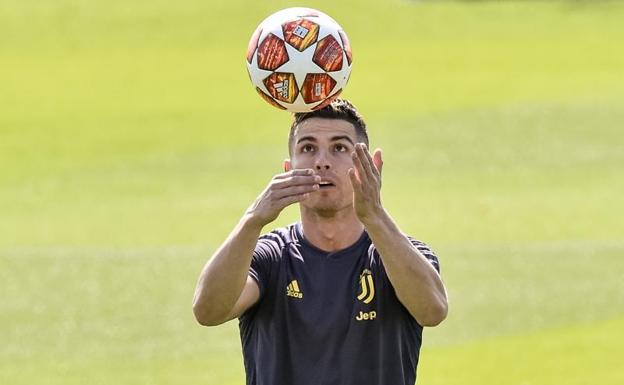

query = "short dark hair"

[288,98,368,156]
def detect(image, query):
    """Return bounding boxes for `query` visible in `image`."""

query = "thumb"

[373,148,383,174]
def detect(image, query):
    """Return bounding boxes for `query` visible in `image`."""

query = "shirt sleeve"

[406,236,441,274]
[248,233,284,298]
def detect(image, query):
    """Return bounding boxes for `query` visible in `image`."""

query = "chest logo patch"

[356,310,377,321]
[357,269,375,304]
[286,280,303,299]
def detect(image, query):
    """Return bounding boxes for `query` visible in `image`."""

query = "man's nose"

[314,152,331,170]
[316,163,330,170]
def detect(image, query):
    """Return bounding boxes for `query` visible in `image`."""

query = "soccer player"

[193,99,448,385]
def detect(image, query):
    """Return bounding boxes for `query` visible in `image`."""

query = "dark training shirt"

[239,222,441,385]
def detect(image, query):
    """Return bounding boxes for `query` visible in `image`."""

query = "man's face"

[287,117,360,215]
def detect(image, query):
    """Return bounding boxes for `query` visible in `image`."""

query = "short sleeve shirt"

[239,222,441,385]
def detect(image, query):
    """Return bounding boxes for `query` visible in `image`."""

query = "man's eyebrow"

[331,135,354,144]
[296,135,355,145]
[296,136,317,144]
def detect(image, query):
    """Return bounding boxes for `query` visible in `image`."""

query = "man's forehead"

[293,118,357,141]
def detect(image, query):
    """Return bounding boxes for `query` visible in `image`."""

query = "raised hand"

[348,143,384,224]
[246,168,320,227]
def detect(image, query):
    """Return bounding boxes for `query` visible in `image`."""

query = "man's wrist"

[240,212,266,233]
[360,206,391,232]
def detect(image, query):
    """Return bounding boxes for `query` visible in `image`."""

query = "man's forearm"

[193,214,263,325]
[363,210,448,326]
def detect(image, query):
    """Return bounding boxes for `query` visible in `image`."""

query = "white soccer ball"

[245,7,353,112]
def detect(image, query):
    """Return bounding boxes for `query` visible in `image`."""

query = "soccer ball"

[246,7,353,113]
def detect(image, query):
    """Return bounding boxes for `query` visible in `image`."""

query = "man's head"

[284,98,369,216]
[288,99,368,157]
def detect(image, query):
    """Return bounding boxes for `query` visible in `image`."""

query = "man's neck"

[299,207,364,252]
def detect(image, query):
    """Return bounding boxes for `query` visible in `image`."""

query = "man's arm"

[192,169,320,326]
[364,212,447,326]
[192,215,264,326]
[349,143,448,326]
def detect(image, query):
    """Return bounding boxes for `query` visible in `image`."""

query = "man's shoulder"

[369,234,441,273]
[258,222,299,245]
[253,223,300,259]
[405,235,441,272]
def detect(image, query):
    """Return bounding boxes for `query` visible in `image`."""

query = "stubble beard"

[300,189,354,218]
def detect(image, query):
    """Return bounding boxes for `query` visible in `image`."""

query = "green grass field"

[1,0,623,384]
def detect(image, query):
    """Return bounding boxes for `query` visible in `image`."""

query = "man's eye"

[302,144,315,153]
[335,144,347,152]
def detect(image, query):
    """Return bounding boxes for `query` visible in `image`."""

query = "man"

[193,99,448,385]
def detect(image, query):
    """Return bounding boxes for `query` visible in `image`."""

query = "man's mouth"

[318,181,335,189]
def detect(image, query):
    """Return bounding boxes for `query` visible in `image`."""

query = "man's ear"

[283,159,292,172]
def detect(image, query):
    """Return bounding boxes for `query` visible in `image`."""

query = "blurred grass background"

[1,0,623,384]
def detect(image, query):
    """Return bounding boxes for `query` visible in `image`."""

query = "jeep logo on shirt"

[355,310,377,321]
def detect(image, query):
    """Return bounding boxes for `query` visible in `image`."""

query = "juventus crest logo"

[357,269,375,304]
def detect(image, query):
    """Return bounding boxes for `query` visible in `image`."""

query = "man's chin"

[301,197,350,217]
[303,201,338,213]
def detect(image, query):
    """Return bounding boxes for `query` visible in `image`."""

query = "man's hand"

[348,143,384,224]
[246,168,320,228]
[194,169,318,326]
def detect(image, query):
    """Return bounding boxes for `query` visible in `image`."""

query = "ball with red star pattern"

[246,8,353,112]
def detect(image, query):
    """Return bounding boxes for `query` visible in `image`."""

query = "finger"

[372,149,383,175]
[348,168,363,194]
[273,174,321,189]
[278,192,311,207]
[274,183,319,199]
[348,167,358,184]
[351,147,369,185]
[357,143,377,179]
[273,168,315,179]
